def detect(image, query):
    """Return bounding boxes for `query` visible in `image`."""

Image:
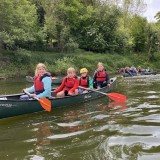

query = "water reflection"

[108,101,127,112]
[35,122,51,154]
[48,100,128,141]
[0,78,31,95]
[1,76,160,159]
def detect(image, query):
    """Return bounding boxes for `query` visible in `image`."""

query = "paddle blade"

[38,98,51,112]
[107,92,126,102]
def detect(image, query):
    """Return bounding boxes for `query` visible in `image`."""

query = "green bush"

[51,57,76,75]
[13,48,31,64]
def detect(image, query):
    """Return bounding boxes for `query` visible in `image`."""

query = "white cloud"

[143,0,160,22]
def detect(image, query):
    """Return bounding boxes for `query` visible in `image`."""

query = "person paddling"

[93,62,110,89]
[20,63,52,100]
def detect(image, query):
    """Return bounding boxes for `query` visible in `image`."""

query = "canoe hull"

[0,77,117,119]
[122,72,157,78]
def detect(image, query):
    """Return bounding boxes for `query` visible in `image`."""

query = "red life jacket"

[79,76,89,88]
[34,73,51,93]
[96,70,107,81]
[34,76,44,92]
[63,76,78,91]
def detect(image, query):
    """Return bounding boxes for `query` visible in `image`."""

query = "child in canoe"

[54,67,79,98]
[78,68,93,94]
[93,62,110,89]
[20,63,52,100]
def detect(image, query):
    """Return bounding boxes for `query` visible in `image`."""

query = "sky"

[143,0,160,22]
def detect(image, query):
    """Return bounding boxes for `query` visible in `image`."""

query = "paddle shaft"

[24,90,51,112]
[127,71,133,77]
[79,86,107,95]
[79,86,126,102]
[24,90,39,100]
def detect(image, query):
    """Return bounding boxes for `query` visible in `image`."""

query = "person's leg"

[78,88,84,94]
[56,91,65,98]
[97,82,102,89]
[102,81,107,87]
[20,95,30,100]
[74,89,79,95]
[83,90,88,93]
[68,89,79,96]
[93,82,97,88]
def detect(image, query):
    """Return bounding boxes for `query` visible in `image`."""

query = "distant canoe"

[26,76,63,84]
[122,71,157,78]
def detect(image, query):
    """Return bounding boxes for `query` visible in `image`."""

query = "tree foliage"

[0,0,45,49]
[0,0,159,58]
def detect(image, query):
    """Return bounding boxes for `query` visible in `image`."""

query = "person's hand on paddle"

[29,93,37,98]
[22,88,27,93]
[23,89,37,98]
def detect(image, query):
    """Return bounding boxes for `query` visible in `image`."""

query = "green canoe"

[122,71,157,77]
[26,76,63,84]
[0,77,117,119]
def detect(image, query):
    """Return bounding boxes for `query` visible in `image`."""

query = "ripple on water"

[133,114,160,123]
[91,114,110,120]
[147,91,157,94]
[47,130,86,139]
[138,153,160,160]
[119,125,160,137]
[137,103,154,109]
[101,136,160,160]
[145,95,160,99]
[30,155,44,160]
[57,121,81,127]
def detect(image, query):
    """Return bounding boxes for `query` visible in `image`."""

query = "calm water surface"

[0,76,160,160]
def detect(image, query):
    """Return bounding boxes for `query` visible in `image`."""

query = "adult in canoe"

[53,67,79,98]
[78,68,93,94]
[93,62,110,89]
[20,63,52,100]
[0,77,117,119]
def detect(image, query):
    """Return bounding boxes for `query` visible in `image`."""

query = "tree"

[73,4,121,52]
[130,15,148,52]
[155,11,160,23]
[146,23,160,61]
[0,0,44,49]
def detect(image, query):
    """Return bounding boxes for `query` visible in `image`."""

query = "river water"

[0,76,160,160]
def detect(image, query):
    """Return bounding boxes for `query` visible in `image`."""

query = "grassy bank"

[0,49,160,78]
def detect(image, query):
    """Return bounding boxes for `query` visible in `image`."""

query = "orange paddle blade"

[107,92,126,102]
[38,98,51,112]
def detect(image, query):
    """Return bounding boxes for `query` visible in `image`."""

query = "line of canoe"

[122,71,157,78]
[0,77,117,119]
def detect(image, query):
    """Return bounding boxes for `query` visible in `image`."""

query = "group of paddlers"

[20,62,110,100]
[117,66,151,74]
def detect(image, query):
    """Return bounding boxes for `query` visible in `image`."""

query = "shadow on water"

[0,77,160,159]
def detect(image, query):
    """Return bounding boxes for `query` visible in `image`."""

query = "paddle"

[24,90,51,112]
[127,71,133,77]
[79,86,126,102]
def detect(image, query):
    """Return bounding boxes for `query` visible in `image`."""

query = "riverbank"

[0,49,160,78]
